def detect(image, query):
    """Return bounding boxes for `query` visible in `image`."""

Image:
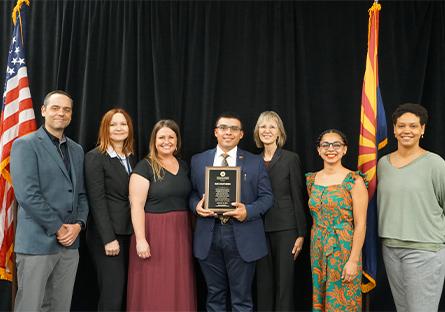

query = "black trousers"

[86,228,130,312]
[255,229,298,311]
[0,280,12,311]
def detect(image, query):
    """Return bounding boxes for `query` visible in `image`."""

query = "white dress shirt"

[213,145,237,166]
[107,146,132,174]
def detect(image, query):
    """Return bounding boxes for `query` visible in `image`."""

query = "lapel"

[37,127,71,182]
[267,148,282,171]
[205,148,216,167]
[236,148,246,203]
[129,154,137,169]
[236,148,245,168]
[66,139,77,187]
[109,155,131,179]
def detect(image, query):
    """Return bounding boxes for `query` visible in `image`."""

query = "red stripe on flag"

[4,76,30,104]
[361,92,377,127]
[358,146,377,155]
[1,98,34,130]
[18,119,37,137]
[367,14,377,70]
[359,160,376,174]
[360,127,377,143]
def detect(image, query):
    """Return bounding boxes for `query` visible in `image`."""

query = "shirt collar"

[216,145,237,159]
[106,146,127,159]
[43,126,66,144]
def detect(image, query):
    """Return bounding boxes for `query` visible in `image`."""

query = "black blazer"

[263,148,307,235]
[84,147,136,244]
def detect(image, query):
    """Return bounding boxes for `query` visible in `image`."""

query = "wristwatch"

[76,220,86,230]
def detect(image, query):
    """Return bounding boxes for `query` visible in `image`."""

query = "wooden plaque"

[204,166,241,212]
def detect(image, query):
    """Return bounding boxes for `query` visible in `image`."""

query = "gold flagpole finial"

[11,0,30,25]
[370,1,381,13]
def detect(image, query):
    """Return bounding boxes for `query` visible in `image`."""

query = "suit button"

[68,190,73,193]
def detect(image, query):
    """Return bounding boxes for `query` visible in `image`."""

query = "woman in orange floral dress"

[306,129,368,311]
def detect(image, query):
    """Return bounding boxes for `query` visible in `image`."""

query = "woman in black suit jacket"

[85,108,136,311]
[254,111,307,311]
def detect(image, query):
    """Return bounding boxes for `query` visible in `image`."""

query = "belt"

[314,222,351,283]
[216,215,232,225]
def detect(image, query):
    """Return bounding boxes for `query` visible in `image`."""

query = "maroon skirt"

[127,210,197,311]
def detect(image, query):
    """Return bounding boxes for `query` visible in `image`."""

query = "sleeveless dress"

[305,171,366,312]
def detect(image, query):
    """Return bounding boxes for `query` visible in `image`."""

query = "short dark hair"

[43,90,73,107]
[392,103,428,126]
[316,129,348,147]
[214,112,243,130]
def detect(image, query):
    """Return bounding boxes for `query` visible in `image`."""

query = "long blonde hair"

[147,119,181,181]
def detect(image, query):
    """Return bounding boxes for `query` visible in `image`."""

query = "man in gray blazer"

[10,90,88,311]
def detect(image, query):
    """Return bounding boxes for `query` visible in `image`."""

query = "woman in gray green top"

[377,103,445,312]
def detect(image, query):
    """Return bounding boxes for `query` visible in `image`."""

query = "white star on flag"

[6,67,15,75]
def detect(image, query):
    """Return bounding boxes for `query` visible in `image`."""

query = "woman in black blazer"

[254,111,307,311]
[85,108,136,311]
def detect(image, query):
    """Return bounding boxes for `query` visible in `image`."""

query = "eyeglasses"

[216,125,242,132]
[319,141,345,150]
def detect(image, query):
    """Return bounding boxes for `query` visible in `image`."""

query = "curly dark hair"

[392,103,428,126]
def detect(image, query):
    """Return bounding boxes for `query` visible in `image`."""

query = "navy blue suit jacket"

[189,148,273,262]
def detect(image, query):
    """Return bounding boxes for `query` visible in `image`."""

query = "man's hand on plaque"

[196,194,217,218]
[223,202,247,222]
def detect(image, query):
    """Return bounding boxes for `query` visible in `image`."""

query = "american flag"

[0,0,36,282]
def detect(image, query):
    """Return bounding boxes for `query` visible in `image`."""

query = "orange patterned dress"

[306,171,365,311]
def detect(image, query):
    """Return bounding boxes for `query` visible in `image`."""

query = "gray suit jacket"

[11,126,89,254]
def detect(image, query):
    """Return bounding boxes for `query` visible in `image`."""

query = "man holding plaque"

[190,112,273,311]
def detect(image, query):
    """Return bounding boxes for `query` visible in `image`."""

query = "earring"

[421,134,424,139]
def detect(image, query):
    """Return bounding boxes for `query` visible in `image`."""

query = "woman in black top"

[126,120,196,311]
[85,108,136,311]
[254,111,307,311]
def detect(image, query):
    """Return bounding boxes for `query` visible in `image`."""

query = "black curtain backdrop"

[1,1,445,311]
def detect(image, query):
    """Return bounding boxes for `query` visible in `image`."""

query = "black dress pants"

[256,229,298,311]
[87,228,130,311]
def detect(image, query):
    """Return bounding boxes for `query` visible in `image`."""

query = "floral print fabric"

[306,171,366,312]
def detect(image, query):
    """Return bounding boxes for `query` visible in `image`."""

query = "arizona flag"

[358,1,387,293]
[0,0,36,282]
